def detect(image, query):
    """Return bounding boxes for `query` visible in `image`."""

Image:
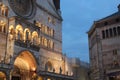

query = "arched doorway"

[0,72,6,80]
[12,51,38,80]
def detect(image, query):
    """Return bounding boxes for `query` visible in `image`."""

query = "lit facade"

[0,0,74,80]
[88,4,120,80]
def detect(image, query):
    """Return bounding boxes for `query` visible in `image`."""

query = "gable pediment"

[36,0,62,19]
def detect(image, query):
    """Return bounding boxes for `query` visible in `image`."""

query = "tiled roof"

[98,4,120,21]
[97,10,120,22]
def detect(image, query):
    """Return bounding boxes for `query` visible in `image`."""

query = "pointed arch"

[14,50,38,70]
[15,24,24,40]
[9,25,14,34]
[9,25,15,40]
[24,28,31,41]
[16,24,23,32]
[32,31,38,38]
[32,31,39,45]
[11,50,39,79]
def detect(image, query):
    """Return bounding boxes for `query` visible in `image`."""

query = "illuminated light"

[14,57,30,70]
[32,67,36,71]
[71,72,73,76]
[16,24,23,32]
[47,78,51,80]
[0,72,6,77]
[2,4,5,8]
[0,20,4,24]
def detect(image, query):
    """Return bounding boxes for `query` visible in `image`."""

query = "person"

[59,67,62,74]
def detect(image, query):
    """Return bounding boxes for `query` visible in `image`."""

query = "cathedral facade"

[0,0,74,80]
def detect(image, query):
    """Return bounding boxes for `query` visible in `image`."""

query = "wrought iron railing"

[15,40,40,51]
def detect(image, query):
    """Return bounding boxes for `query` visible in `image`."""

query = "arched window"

[50,29,54,37]
[48,40,51,48]
[16,24,23,40]
[24,28,31,42]
[32,31,38,45]
[113,27,117,36]
[45,26,48,34]
[41,25,45,33]
[1,5,9,17]
[41,36,44,46]
[50,40,54,49]
[117,26,120,35]
[109,28,113,37]
[0,20,6,33]
[44,38,48,47]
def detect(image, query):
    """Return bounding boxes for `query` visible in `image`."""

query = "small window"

[4,8,8,17]
[113,50,117,55]
[117,26,120,35]
[109,28,113,37]
[113,27,117,36]
[116,18,120,22]
[1,5,8,17]
[102,30,105,39]
[106,30,109,38]
[114,61,119,67]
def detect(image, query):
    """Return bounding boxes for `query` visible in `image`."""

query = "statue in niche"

[26,30,30,47]
[53,68,55,73]
[26,30,29,41]
[9,29,14,40]
[66,71,68,75]
[59,67,62,74]
[33,37,36,45]
[18,30,21,40]
[10,28,14,35]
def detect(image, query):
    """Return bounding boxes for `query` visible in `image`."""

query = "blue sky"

[61,0,120,62]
